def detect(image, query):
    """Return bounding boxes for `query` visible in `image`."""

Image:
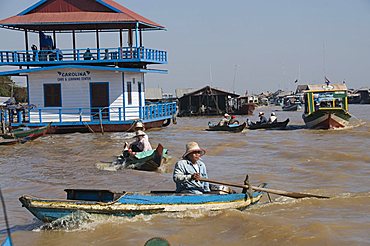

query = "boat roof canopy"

[302,84,348,93]
[0,0,165,32]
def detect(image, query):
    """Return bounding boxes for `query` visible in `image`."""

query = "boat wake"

[95,161,120,172]
[36,211,93,231]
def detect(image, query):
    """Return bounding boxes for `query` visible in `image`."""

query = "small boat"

[282,103,299,111]
[19,184,266,223]
[206,122,246,133]
[113,143,168,171]
[247,119,290,130]
[0,123,51,140]
[0,137,30,146]
[302,83,351,129]
[281,95,302,111]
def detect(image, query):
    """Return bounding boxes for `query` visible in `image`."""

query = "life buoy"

[162,118,171,127]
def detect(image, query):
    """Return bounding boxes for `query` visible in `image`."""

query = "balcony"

[0,47,167,67]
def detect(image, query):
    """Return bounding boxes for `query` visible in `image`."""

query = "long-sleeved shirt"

[173,158,210,194]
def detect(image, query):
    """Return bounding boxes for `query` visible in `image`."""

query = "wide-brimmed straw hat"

[182,141,206,158]
[134,121,144,128]
[133,130,146,138]
[258,112,264,116]
[224,113,230,117]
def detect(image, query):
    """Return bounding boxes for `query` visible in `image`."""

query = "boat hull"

[302,110,351,129]
[19,189,264,222]
[282,104,299,111]
[117,144,168,171]
[206,122,246,132]
[46,119,167,134]
[247,119,289,130]
[1,123,50,139]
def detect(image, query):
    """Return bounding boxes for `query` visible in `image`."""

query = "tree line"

[0,76,27,103]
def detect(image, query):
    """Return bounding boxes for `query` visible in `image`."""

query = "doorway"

[90,82,109,120]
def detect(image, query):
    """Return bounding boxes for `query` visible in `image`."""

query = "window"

[44,84,61,107]
[127,82,132,105]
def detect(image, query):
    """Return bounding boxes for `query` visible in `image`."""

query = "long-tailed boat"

[19,185,266,223]
[206,122,246,133]
[1,123,51,140]
[112,144,168,171]
[246,119,289,130]
[302,83,351,129]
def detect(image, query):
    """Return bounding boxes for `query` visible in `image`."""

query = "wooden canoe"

[206,122,246,133]
[1,123,51,139]
[19,185,266,223]
[247,119,289,130]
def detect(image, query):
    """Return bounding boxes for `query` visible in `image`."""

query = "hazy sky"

[0,0,369,95]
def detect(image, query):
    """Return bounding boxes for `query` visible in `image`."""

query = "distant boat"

[233,96,256,115]
[206,122,246,133]
[246,119,289,130]
[282,104,299,111]
[282,95,302,111]
[0,123,51,145]
[19,185,266,223]
[1,122,51,140]
[302,83,351,129]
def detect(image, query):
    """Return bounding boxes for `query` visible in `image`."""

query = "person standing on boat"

[218,113,231,126]
[173,142,210,194]
[268,112,277,123]
[257,112,268,124]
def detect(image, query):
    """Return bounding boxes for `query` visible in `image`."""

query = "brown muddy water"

[1,105,370,246]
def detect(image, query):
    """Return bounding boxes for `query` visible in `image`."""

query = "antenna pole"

[0,187,13,245]
[232,65,238,94]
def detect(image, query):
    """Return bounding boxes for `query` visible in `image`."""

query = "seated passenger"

[268,112,277,123]
[257,112,268,124]
[218,113,231,126]
[124,130,152,157]
[228,115,240,125]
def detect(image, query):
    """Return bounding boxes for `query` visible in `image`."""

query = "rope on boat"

[82,122,95,133]
[126,119,140,132]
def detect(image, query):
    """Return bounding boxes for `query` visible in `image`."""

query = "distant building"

[177,85,239,117]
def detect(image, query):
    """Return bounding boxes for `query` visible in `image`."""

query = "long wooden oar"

[200,178,330,199]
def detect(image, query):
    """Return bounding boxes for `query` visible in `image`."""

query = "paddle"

[199,178,330,199]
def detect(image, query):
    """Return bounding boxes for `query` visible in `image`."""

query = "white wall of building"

[27,68,144,123]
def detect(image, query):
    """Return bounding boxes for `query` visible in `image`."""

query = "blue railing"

[1,102,176,126]
[0,47,167,66]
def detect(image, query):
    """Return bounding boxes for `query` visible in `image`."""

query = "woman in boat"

[218,113,231,126]
[126,130,152,156]
[173,142,210,194]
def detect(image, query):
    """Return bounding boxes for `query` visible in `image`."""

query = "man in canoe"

[257,112,268,124]
[173,142,210,194]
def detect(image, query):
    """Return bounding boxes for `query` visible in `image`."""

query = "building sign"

[57,71,92,82]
